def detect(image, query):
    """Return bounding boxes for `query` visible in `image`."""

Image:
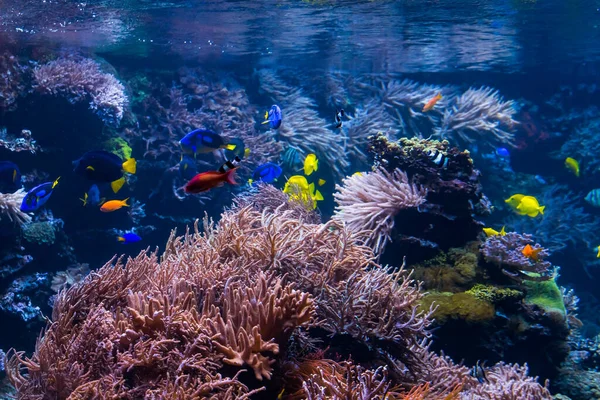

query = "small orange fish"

[522,244,542,261]
[100,198,129,212]
[422,93,442,112]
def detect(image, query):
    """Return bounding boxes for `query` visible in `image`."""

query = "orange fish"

[184,169,237,194]
[521,244,542,261]
[422,93,442,112]
[100,198,129,212]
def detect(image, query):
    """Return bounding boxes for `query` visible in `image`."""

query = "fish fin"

[597,246,600,258]
[117,237,126,242]
[86,166,95,171]
[500,226,506,236]
[122,158,137,174]
[244,148,251,156]
[261,120,270,125]
[538,206,545,215]
[111,177,126,194]
[99,197,106,206]
[314,190,324,201]
[224,144,237,151]
[123,198,130,207]
[52,177,61,189]
[308,183,315,194]
[225,169,237,185]
[318,179,326,186]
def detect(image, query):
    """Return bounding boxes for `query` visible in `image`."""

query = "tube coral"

[333,168,427,254]
[33,57,128,127]
[0,189,31,225]
[434,86,518,150]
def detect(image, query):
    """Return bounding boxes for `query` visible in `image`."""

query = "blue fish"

[20,177,60,212]
[179,155,198,180]
[179,129,236,155]
[261,105,282,129]
[249,163,282,185]
[0,161,21,193]
[496,147,510,157]
[117,232,142,243]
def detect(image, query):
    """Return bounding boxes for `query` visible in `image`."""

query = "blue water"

[1,0,600,398]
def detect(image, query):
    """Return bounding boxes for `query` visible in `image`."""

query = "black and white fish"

[426,149,449,168]
[334,109,345,129]
[218,156,242,174]
[471,360,490,384]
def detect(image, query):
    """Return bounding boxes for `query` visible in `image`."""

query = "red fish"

[184,168,237,194]
[422,93,442,112]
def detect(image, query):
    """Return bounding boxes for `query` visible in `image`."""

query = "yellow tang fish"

[565,157,580,177]
[483,226,506,237]
[318,178,326,186]
[303,153,319,176]
[505,194,525,210]
[516,195,545,218]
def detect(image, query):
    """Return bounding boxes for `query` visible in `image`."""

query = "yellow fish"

[303,153,318,176]
[516,195,545,217]
[565,157,580,177]
[318,178,326,186]
[244,148,251,157]
[283,175,323,209]
[483,226,506,237]
[79,193,88,206]
[596,246,600,258]
[505,194,525,210]
[352,172,363,177]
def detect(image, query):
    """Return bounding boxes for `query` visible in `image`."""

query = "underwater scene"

[0,0,599,398]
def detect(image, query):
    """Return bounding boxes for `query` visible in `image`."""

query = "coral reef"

[420,292,496,324]
[50,263,90,293]
[555,116,600,178]
[32,57,128,126]
[21,221,57,245]
[481,232,554,282]
[0,189,31,225]
[0,128,39,153]
[0,52,28,111]
[367,134,489,261]
[0,273,49,322]
[333,167,427,254]
[434,86,518,150]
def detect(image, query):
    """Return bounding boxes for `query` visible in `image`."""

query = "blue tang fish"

[261,105,282,129]
[80,184,103,207]
[118,232,142,243]
[0,161,21,193]
[20,177,60,212]
[179,129,236,155]
[179,155,198,180]
[249,163,282,185]
[496,147,510,157]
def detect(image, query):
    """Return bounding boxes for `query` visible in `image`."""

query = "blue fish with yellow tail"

[20,177,60,212]
[179,155,198,180]
[80,184,103,207]
[179,129,237,156]
[261,105,282,129]
[117,232,142,243]
[73,150,136,194]
[224,138,249,160]
[0,161,21,192]
[249,163,282,185]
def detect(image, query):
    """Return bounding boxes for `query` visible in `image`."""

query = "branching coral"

[258,69,349,179]
[333,168,427,254]
[481,232,554,282]
[32,57,128,126]
[0,189,31,225]
[232,182,321,224]
[459,362,551,399]
[434,86,518,150]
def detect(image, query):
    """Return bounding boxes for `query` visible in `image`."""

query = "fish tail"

[224,144,237,151]
[122,158,137,174]
[111,177,126,194]
[123,197,130,207]
[314,189,324,201]
[52,177,61,189]
[538,205,545,215]
[79,197,87,206]
[224,169,237,185]
[117,237,126,242]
